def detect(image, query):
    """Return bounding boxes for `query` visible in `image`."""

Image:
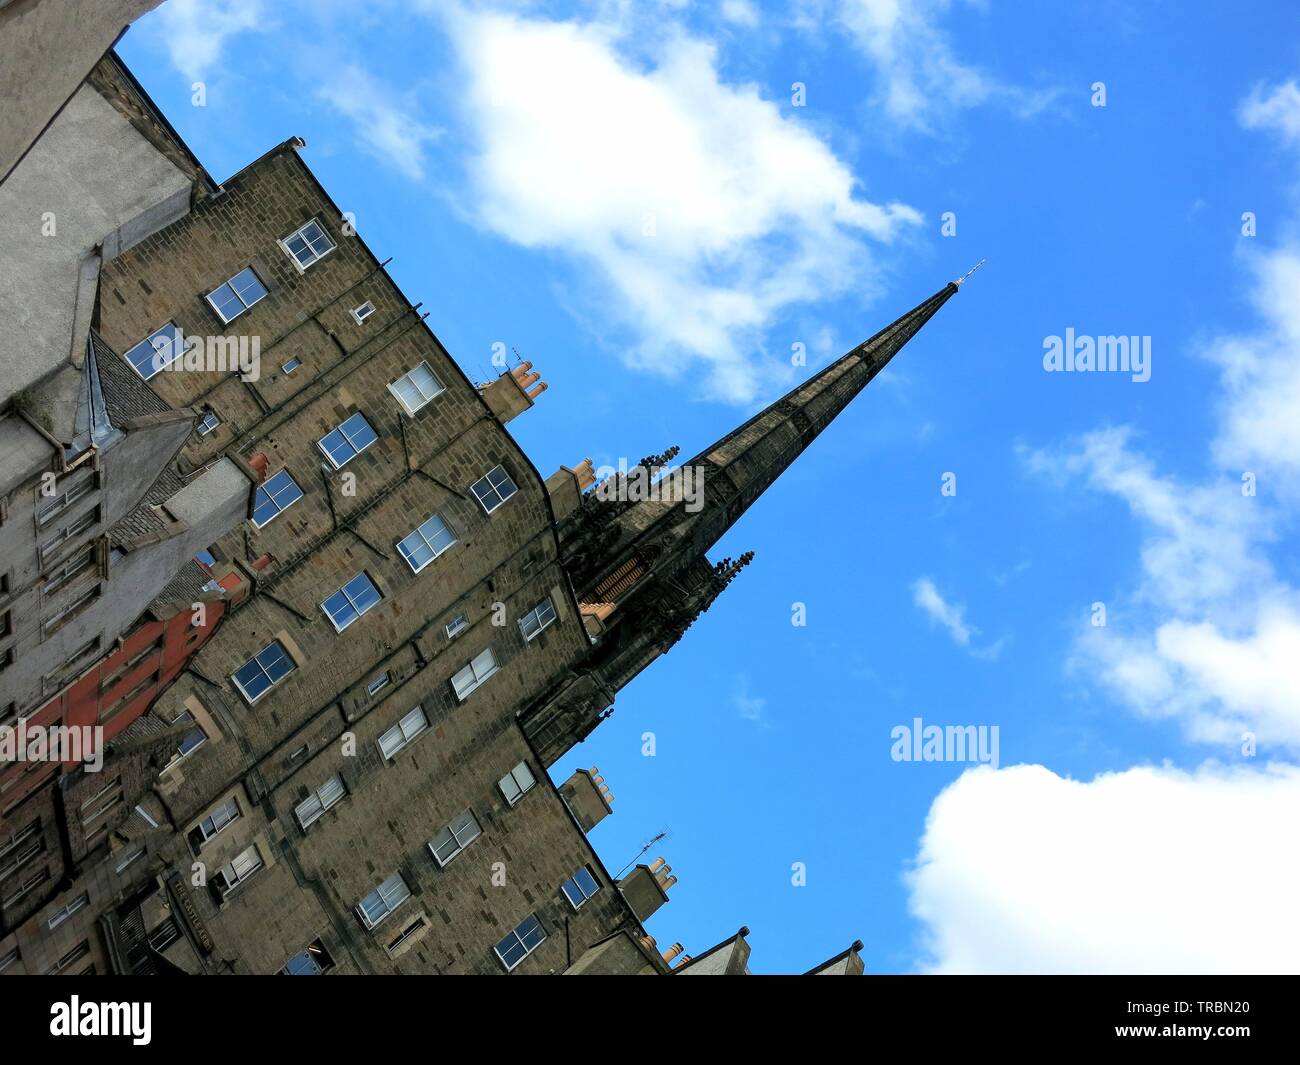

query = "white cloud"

[908,762,1300,973]
[316,64,442,181]
[441,7,920,402]
[154,0,268,79]
[1206,247,1300,483]
[1239,80,1300,146]
[732,677,767,723]
[831,0,1059,129]
[720,0,760,27]
[912,576,1005,659]
[912,577,972,646]
[1029,425,1300,751]
[1022,80,1300,755]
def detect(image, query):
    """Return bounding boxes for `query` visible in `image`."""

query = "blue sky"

[121,1,1300,973]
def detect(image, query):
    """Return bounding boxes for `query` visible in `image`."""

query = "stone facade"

[1,37,956,975]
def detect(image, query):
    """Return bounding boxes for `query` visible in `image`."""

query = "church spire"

[560,276,965,600]
[524,274,972,766]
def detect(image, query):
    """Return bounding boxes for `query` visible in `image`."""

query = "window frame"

[295,774,347,830]
[469,465,519,514]
[192,796,241,848]
[498,760,537,806]
[377,706,428,759]
[321,571,382,632]
[561,866,601,910]
[357,872,411,930]
[494,914,547,971]
[122,322,184,380]
[450,647,500,702]
[317,412,378,470]
[427,809,481,868]
[396,513,456,574]
[205,267,267,324]
[278,218,336,272]
[46,892,89,931]
[35,473,95,527]
[212,844,263,899]
[165,710,207,768]
[387,361,445,416]
[43,544,96,595]
[518,597,558,642]
[251,468,304,528]
[231,640,296,704]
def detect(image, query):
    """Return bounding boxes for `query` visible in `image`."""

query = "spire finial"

[954,259,987,288]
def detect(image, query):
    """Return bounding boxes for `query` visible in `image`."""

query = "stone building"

[0,26,965,975]
[0,11,255,959]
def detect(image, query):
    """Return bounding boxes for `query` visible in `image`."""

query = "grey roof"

[109,464,187,549]
[150,559,210,610]
[94,328,171,421]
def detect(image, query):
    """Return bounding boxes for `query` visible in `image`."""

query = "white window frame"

[317,412,378,470]
[494,914,546,971]
[351,300,376,324]
[39,506,99,560]
[387,361,445,416]
[378,706,428,759]
[518,597,557,642]
[469,465,518,514]
[451,647,499,702]
[396,513,456,574]
[165,710,207,768]
[321,572,382,632]
[230,640,296,704]
[444,615,468,639]
[366,672,391,697]
[36,473,94,526]
[42,584,99,637]
[196,411,221,436]
[251,468,304,528]
[278,218,336,271]
[114,847,145,875]
[3,867,51,909]
[561,866,601,910]
[214,845,263,899]
[282,357,302,374]
[498,760,537,806]
[205,266,267,324]
[47,892,89,931]
[428,810,481,868]
[44,545,95,595]
[295,774,347,829]
[122,322,184,380]
[193,796,241,846]
[357,872,410,929]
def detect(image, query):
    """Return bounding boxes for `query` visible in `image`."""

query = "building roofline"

[671,925,749,974]
[800,939,865,976]
[105,47,219,196]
